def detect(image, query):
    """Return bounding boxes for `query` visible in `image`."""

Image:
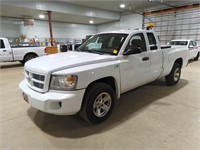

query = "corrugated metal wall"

[144,7,200,44]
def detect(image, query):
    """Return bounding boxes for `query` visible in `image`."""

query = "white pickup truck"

[170,39,200,61]
[0,37,46,64]
[19,29,188,124]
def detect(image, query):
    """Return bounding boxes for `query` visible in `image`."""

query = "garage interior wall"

[1,13,143,41]
[0,17,97,40]
[144,7,200,44]
[97,14,143,32]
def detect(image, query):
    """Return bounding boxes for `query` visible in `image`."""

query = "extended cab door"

[146,32,163,81]
[0,39,13,61]
[120,33,151,93]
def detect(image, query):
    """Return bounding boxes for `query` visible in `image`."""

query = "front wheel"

[194,52,199,61]
[165,63,181,86]
[80,82,116,124]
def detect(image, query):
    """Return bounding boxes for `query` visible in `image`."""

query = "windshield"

[78,33,128,55]
[170,41,188,45]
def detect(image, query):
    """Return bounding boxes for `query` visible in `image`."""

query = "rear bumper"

[19,80,85,115]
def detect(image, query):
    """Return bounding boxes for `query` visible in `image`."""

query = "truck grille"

[25,70,46,92]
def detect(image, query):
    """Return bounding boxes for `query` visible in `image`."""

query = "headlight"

[50,75,78,90]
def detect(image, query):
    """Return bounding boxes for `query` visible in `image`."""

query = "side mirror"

[123,47,142,55]
[150,45,158,50]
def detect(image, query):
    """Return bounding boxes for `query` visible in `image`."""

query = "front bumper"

[19,80,85,115]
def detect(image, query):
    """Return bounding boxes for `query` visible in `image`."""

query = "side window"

[147,33,157,45]
[0,39,5,48]
[125,33,146,52]
[192,41,197,46]
[188,41,193,48]
[147,33,157,50]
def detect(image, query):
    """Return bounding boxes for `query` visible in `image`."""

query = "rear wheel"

[24,54,37,63]
[194,52,199,61]
[165,63,181,86]
[80,82,116,124]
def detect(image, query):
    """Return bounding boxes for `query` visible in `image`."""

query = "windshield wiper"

[74,48,81,52]
[82,50,104,55]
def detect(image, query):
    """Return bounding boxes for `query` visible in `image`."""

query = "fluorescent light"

[120,3,125,8]
[39,14,45,19]
[89,20,94,24]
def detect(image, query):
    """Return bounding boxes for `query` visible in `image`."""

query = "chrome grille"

[25,70,45,91]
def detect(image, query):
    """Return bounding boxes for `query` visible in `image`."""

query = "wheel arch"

[23,52,38,62]
[174,58,183,68]
[23,52,38,60]
[81,76,120,110]
[85,76,119,98]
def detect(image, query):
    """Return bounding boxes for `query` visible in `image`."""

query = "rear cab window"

[147,32,158,50]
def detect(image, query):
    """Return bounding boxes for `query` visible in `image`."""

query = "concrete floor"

[0,60,200,150]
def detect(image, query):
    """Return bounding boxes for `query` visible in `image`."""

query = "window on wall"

[0,40,5,48]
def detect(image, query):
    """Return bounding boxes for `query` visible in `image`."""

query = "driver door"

[120,33,151,93]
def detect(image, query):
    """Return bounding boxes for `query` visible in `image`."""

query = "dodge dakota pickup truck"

[0,37,46,64]
[19,29,188,124]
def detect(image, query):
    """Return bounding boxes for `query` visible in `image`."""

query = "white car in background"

[169,39,200,61]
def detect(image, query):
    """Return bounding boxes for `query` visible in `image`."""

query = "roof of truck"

[97,29,151,35]
[171,39,190,41]
[0,37,8,40]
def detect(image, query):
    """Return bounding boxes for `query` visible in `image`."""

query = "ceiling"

[0,0,199,25]
[62,0,200,12]
[68,0,156,12]
[0,5,114,24]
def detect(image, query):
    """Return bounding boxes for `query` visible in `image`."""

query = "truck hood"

[25,51,116,74]
[170,45,187,48]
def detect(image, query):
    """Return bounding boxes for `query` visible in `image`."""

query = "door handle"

[3,50,6,52]
[142,57,149,61]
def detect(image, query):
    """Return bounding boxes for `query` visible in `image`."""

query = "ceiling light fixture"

[120,3,125,8]
[89,20,94,24]
[39,14,45,19]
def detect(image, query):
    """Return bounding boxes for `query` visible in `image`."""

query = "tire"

[24,54,37,63]
[165,63,181,86]
[194,52,199,61]
[80,82,116,124]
